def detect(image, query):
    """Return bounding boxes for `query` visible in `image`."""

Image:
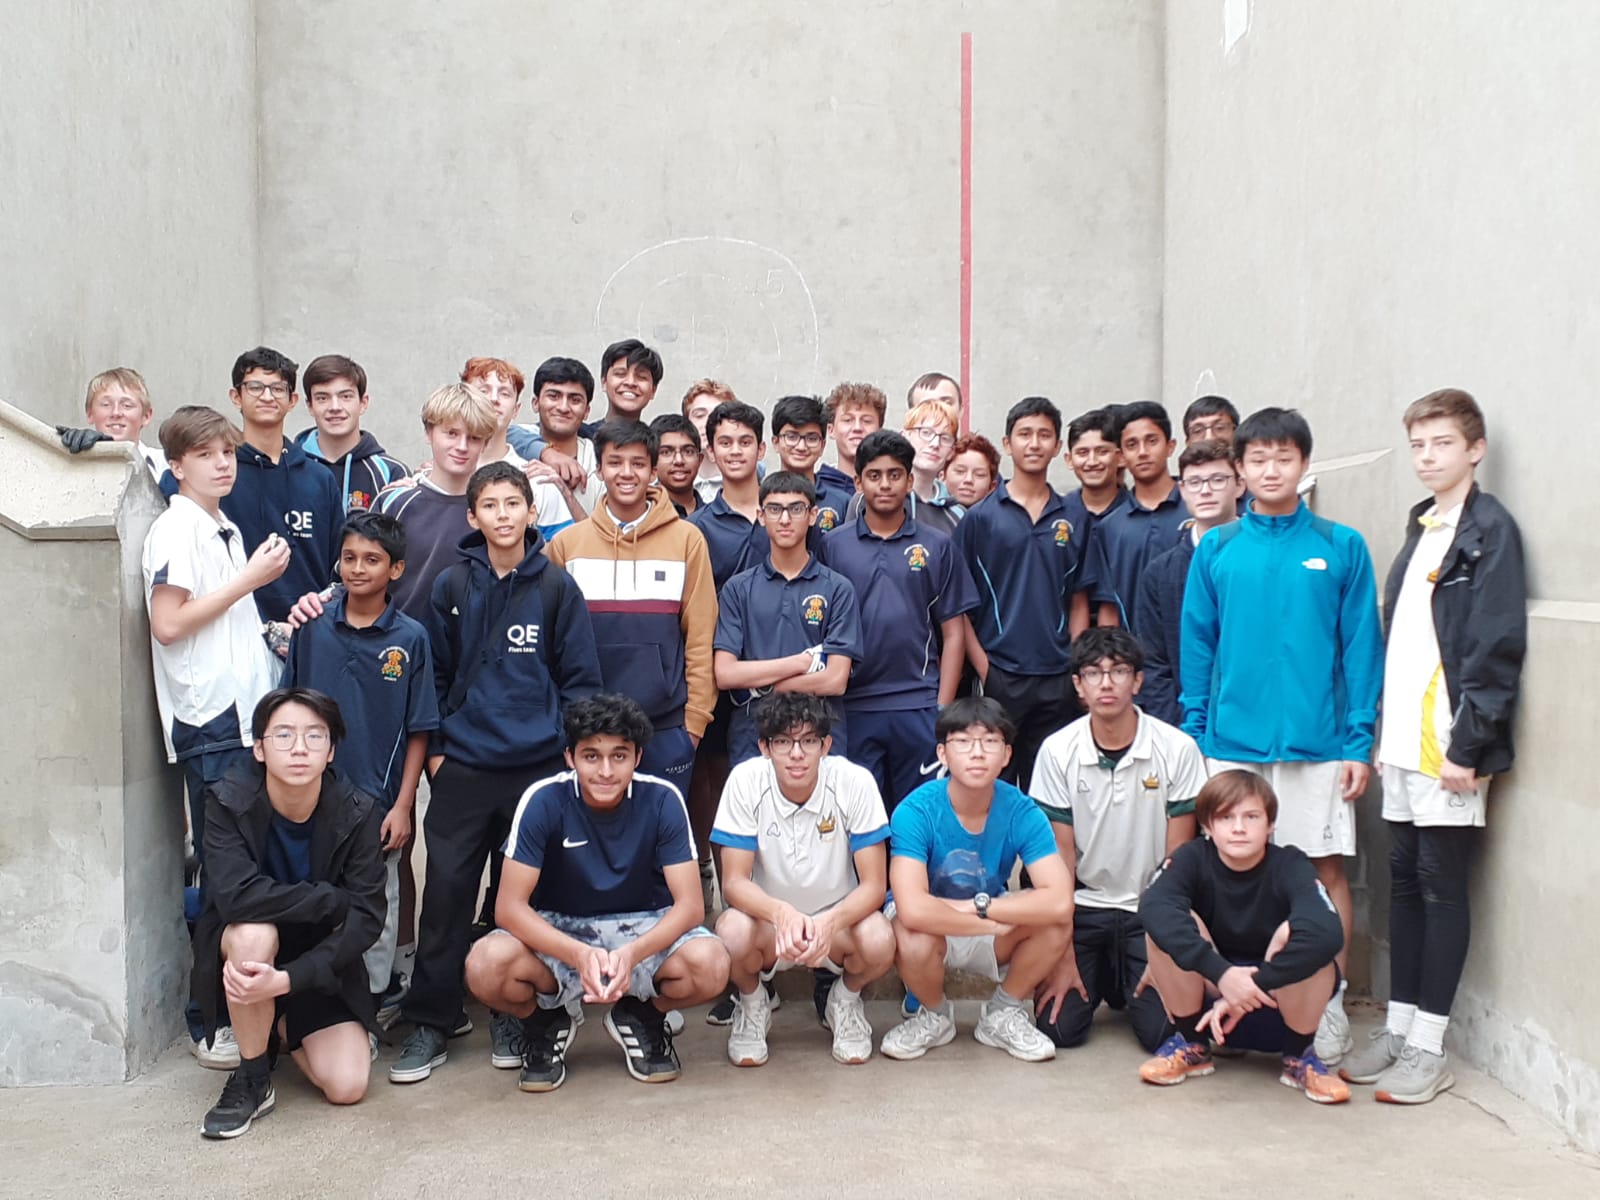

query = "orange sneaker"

[1139,1034,1215,1086]
[1280,1050,1351,1104]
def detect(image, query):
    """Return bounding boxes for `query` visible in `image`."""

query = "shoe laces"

[216,1068,262,1107]
[730,995,763,1041]
[987,1002,1037,1041]
[400,1026,442,1056]
[1294,1050,1332,1077]
[829,994,871,1042]
[493,1012,526,1054]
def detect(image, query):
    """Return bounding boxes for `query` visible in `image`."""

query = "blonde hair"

[824,382,887,425]
[904,399,959,436]
[681,378,738,414]
[85,367,151,416]
[421,382,497,439]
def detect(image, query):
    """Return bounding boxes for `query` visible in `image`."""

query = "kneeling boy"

[712,694,895,1067]
[1138,769,1348,1103]
[191,688,387,1139]
[464,695,730,1091]
[880,697,1073,1064]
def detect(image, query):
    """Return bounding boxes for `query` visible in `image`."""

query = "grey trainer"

[1339,1027,1406,1084]
[1375,1044,1455,1105]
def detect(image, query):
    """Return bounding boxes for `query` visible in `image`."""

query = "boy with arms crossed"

[1138,770,1349,1104]
[712,694,894,1066]
[1180,407,1383,1065]
[192,687,386,1138]
[1341,388,1526,1104]
[464,694,729,1091]
[880,697,1073,1064]
[295,354,410,511]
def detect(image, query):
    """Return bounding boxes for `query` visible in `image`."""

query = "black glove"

[56,425,112,454]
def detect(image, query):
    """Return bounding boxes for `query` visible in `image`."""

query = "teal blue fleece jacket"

[1179,502,1383,763]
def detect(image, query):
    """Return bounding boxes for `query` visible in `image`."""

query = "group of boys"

[99,337,1523,1139]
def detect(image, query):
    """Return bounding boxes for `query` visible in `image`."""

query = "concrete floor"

[0,1000,1595,1199]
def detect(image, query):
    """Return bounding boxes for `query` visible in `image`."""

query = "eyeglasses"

[241,381,291,398]
[1187,420,1234,440]
[657,445,701,461]
[762,501,812,522]
[1076,665,1136,683]
[766,734,825,754]
[908,426,955,447]
[265,727,330,750]
[944,734,1006,753]
[777,431,825,449]
[1179,474,1238,493]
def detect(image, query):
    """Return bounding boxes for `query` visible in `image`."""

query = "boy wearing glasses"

[648,413,705,518]
[161,347,342,623]
[1181,395,1240,448]
[1030,628,1205,1051]
[711,694,894,1066]
[713,472,861,765]
[771,395,853,534]
[191,687,387,1138]
[879,696,1074,1063]
[1135,440,1245,724]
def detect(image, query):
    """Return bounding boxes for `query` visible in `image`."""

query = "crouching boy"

[464,695,730,1092]
[1138,769,1348,1104]
[191,688,387,1139]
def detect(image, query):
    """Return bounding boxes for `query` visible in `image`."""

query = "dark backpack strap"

[441,565,561,717]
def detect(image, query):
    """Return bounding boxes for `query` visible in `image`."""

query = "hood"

[210,762,369,839]
[238,438,313,470]
[586,485,679,546]
[457,527,551,576]
[295,427,387,466]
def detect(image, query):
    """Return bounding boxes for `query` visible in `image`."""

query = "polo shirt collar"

[760,552,822,580]
[850,509,915,541]
[1065,710,1155,766]
[994,477,1066,519]
[1128,481,1183,514]
[332,593,399,632]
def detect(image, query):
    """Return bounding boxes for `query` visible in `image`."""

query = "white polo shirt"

[142,494,283,762]
[1032,708,1208,912]
[710,755,890,916]
[1377,503,1460,776]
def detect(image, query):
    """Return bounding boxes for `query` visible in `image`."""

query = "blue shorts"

[1213,958,1340,1054]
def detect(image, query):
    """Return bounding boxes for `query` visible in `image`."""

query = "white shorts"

[1206,759,1354,858]
[1380,763,1488,828]
[762,957,843,979]
[884,901,1006,982]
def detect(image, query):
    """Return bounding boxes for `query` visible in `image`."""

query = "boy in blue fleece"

[1179,406,1383,1067]
[390,461,603,1085]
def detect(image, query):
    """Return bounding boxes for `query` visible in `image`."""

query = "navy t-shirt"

[689,495,768,591]
[263,810,317,884]
[505,772,695,916]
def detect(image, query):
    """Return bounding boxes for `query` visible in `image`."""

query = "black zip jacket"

[1382,484,1527,776]
[191,764,386,1040]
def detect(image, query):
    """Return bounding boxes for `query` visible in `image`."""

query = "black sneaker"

[605,996,682,1083]
[200,1069,275,1140]
[518,1007,575,1093]
[706,985,737,1026]
[811,968,833,1027]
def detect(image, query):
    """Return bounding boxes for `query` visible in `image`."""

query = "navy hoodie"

[294,428,411,513]
[426,528,603,771]
[161,438,342,622]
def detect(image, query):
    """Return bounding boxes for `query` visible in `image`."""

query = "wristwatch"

[974,892,992,920]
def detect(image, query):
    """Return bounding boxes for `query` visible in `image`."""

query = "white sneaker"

[727,988,771,1067]
[192,1026,240,1071]
[974,1000,1056,1062]
[1314,992,1353,1065]
[823,980,873,1065]
[880,1000,956,1061]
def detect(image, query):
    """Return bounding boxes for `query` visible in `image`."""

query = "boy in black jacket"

[192,687,387,1140]
[1138,770,1349,1104]
[1342,388,1527,1104]
[391,461,603,1085]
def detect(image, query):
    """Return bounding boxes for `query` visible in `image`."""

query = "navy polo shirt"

[1062,486,1129,554]
[953,479,1087,676]
[820,513,978,710]
[689,495,769,591]
[811,473,855,536]
[715,554,863,670]
[283,595,440,810]
[1086,482,1189,634]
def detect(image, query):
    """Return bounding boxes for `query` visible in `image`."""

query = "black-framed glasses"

[777,431,825,449]
[1179,474,1238,493]
[1076,665,1135,683]
[657,445,701,461]
[767,734,825,753]
[908,426,955,447]
[241,381,290,398]
[762,501,812,522]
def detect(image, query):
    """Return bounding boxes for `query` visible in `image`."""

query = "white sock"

[1324,978,1348,1015]
[835,980,859,1001]
[1386,1001,1417,1038]
[1407,1011,1449,1056]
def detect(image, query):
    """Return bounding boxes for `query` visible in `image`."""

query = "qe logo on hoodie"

[507,624,542,653]
[284,509,316,538]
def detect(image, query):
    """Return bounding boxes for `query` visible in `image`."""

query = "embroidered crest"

[380,646,409,681]
[1052,519,1071,547]
[803,594,826,627]
[817,815,836,836]
[906,543,928,571]
[1142,773,1160,790]
[818,507,840,532]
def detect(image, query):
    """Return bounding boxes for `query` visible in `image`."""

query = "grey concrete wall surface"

[0,405,184,1085]
[1163,0,1600,1150]
[254,0,1164,463]
[0,1,260,431]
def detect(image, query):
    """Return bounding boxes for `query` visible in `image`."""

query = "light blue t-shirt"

[889,778,1057,898]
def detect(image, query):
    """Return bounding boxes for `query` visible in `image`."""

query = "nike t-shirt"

[504,769,695,916]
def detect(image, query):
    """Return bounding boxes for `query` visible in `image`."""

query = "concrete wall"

[0,1,259,430]
[1164,0,1600,1149]
[255,0,1165,464]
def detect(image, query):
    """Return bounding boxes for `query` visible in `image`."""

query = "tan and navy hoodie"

[546,487,718,738]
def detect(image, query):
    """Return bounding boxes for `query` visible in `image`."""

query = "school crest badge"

[817,815,836,836]
[803,594,827,627]
[1142,773,1160,790]
[906,543,929,571]
[1053,519,1071,547]
[380,646,409,681]
[818,507,840,532]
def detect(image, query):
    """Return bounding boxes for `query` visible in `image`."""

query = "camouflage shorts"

[529,908,716,1009]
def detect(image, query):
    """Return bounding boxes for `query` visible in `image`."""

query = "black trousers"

[982,665,1080,792]
[1036,906,1171,1052]
[1388,820,1478,1016]
[404,759,559,1030]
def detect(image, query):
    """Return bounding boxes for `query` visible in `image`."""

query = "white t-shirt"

[141,495,283,762]
[532,438,602,535]
[137,443,164,476]
[710,756,890,915]
[1377,503,1460,775]
[1032,709,1208,911]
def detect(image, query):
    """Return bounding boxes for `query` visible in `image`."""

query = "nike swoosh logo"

[918,761,942,776]
[562,837,588,848]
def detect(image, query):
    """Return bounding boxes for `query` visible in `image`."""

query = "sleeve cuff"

[710,830,757,851]
[848,825,891,852]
